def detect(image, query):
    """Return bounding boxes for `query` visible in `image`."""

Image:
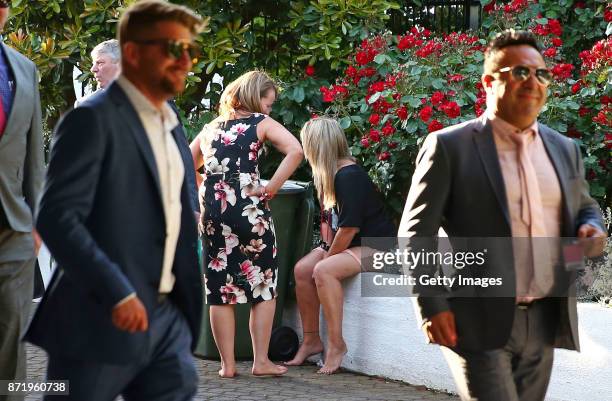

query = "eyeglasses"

[494,65,553,86]
[132,39,200,63]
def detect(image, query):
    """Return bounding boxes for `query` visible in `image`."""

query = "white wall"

[282,273,612,401]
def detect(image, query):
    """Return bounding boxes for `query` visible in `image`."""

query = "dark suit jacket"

[399,116,604,352]
[0,43,44,238]
[25,82,203,364]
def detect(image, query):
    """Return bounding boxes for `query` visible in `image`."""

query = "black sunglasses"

[495,65,553,86]
[132,39,200,63]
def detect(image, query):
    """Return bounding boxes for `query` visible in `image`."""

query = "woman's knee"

[293,258,316,282]
[312,260,332,285]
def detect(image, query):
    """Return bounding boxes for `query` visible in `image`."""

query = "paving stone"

[24,342,457,401]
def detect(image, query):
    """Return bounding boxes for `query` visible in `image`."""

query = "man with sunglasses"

[399,30,606,401]
[26,1,204,400]
[0,2,44,399]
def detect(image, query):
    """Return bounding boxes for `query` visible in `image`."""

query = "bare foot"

[252,360,288,377]
[218,362,237,378]
[317,342,347,375]
[284,340,324,366]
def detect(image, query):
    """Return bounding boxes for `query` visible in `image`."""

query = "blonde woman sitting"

[286,117,396,374]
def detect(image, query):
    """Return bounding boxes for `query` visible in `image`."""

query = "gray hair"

[91,39,120,64]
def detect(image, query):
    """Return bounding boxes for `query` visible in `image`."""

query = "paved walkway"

[25,343,458,401]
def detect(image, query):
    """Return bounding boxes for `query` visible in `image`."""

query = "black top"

[331,164,396,248]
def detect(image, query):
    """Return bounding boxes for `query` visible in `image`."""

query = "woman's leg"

[313,247,362,374]
[250,299,288,376]
[209,304,237,378]
[285,248,326,366]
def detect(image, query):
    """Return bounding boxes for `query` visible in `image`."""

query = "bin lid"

[260,179,308,195]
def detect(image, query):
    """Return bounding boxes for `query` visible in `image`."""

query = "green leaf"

[283,111,294,125]
[339,116,352,129]
[368,92,381,104]
[295,87,305,103]
[407,97,422,108]
[374,54,387,64]
[406,120,418,133]
[544,11,558,19]
[432,79,446,89]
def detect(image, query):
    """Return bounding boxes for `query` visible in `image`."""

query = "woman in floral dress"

[190,71,303,377]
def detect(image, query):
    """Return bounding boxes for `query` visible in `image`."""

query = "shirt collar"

[116,75,179,131]
[486,109,539,140]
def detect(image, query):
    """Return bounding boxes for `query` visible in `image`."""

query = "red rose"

[593,108,611,126]
[552,38,563,47]
[605,9,612,22]
[362,68,377,77]
[571,82,581,94]
[578,106,591,117]
[382,123,395,136]
[397,35,412,51]
[305,65,315,76]
[543,48,557,58]
[320,87,334,102]
[601,96,612,105]
[419,106,434,122]
[388,141,398,149]
[396,106,408,120]
[428,120,443,133]
[360,137,370,148]
[345,65,357,77]
[369,129,381,143]
[333,85,348,98]
[566,128,582,139]
[430,91,445,106]
[605,133,612,149]
[548,19,563,36]
[310,113,319,119]
[440,101,460,119]
[369,113,381,125]
[356,51,373,66]
[378,151,390,161]
[447,74,465,82]
[369,81,385,94]
[551,63,574,80]
[483,1,495,13]
[574,1,586,8]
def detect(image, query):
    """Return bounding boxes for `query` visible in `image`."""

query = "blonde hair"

[218,70,277,119]
[300,118,354,210]
[118,0,204,45]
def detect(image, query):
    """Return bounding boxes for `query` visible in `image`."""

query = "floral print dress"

[199,113,278,305]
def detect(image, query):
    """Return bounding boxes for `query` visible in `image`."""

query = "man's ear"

[121,42,139,70]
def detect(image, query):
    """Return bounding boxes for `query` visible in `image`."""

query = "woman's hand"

[245,185,274,200]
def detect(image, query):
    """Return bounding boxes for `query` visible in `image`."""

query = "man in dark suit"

[399,30,606,401]
[0,1,44,396]
[26,1,204,400]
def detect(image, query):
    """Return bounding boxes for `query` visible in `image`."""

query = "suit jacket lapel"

[1,43,27,143]
[538,124,573,235]
[108,83,162,196]
[473,117,511,228]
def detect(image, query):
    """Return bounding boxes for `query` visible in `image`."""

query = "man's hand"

[32,228,42,255]
[423,310,457,347]
[112,297,148,333]
[577,224,607,258]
